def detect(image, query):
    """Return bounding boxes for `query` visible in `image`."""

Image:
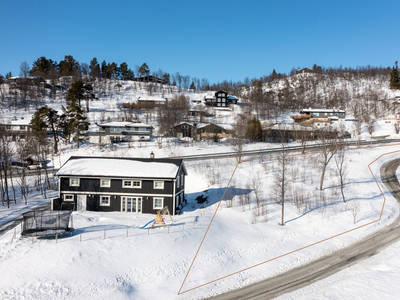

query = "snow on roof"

[137,96,167,101]
[56,157,184,179]
[1,117,31,126]
[98,122,153,128]
[300,108,345,113]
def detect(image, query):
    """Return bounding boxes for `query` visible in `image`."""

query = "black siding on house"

[59,177,177,214]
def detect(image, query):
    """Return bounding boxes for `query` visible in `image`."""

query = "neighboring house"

[52,155,187,215]
[383,112,400,124]
[204,90,239,107]
[8,76,51,89]
[133,76,166,84]
[0,117,31,141]
[295,68,314,75]
[188,109,212,118]
[137,96,168,106]
[227,95,239,105]
[173,122,198,138]
[88,121,153,144]
[172,122,233,140]
[197,122,233,139]
[267,123,338,142]
[293,109,346,122]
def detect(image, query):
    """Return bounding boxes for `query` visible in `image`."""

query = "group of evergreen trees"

[26,55,136,81]
[390,61,400,90]
[30,80,91,149]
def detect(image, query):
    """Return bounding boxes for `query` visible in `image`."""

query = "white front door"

[77,195,87,211]
[121,197,142,213]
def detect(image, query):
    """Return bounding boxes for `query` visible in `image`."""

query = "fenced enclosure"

[21,209,74,236]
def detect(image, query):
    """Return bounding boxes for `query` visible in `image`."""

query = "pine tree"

[62,81,90,148]
[31,105,60,153]
[390,61,400,90]
[246,117,263,141]
[138,63,150,78]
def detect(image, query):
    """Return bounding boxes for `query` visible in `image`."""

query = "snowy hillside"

[1,74,400,299]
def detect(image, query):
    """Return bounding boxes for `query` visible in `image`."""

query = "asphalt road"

[208,158,400,299]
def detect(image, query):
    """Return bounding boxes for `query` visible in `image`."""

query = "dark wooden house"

[133,76,166,84]
[204,90,228,107]
[173,122,197,138]
[88,121,153,143]
[52,156,187,215]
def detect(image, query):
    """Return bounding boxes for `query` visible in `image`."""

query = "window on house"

[20,126,26,130]
[100,196,110,206]
[177,176,180,188]
[6,125,11,130]
[64,194,74,201]
[181,174,184,187]
[116,127,121,133]
[110,127,115,133]
[70,178,80,186]
[123,180,132,188]
[133,181,141,188]
[100,179,111,187]
[154,181,164,189]
[154,198,163,209]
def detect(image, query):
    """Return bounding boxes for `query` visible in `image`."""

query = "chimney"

[150,152,154,159]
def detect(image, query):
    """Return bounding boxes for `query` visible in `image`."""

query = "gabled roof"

[56,156,187,179]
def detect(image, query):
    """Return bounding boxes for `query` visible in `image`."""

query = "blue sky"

[0,0,399,84]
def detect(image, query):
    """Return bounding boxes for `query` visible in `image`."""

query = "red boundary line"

[178,143,400,295]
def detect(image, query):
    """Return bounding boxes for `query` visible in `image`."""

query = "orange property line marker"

[177,143,400,295]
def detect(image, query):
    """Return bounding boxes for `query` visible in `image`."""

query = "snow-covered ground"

[278,238,400,300]
[1,78,400,299]
[1,140,400,299]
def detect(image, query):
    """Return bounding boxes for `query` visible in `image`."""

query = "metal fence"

[21,209,73,236]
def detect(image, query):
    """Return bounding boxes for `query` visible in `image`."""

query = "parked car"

[27,163,44,170]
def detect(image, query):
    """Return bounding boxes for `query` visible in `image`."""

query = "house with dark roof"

[204,90,239,107]
[0,117,32,141]
[52,155,187,215]
[88,121,153,143]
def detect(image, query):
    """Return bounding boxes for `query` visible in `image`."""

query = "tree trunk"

[319,164,327,190]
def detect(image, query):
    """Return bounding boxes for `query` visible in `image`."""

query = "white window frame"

[100,179,111,187]
[154,181,164,189]
[153,197,164,209]
[132,180,141,188]
[123,180,133,188]
[70,178,80,186]
[110,127,115,133]
[64,194,74,201]
[100,196,110,206]
[123,180,141,188]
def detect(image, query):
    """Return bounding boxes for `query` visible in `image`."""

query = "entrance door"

[77,195,87,211]
[121,197,142,213]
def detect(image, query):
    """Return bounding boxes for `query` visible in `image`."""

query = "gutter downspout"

[173,178,176,215]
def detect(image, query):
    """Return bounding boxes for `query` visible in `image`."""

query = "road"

[208,158,400,299]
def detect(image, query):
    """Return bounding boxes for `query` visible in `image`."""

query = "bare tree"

[350,202,360,224]
[319,130,338,190]
[252,172,262,216]
[232,120,247,162]
[274,125,290,225]
[0,132,15,208]
[334,142,348,202]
